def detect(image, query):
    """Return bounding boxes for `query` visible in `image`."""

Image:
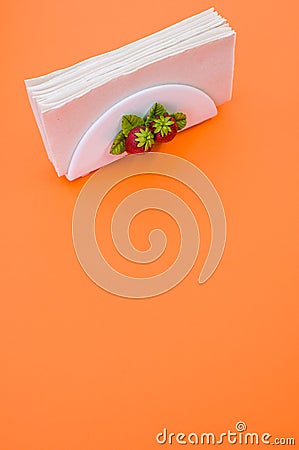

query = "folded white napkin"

[25,7,236,179]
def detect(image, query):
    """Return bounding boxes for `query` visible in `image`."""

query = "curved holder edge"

[66,84,217,181]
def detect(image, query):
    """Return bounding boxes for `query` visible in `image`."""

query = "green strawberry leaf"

[134,128,155,151]
[122,115,144,137]
[152,115,174,136]
[110,131,126,154]
[145,103,168,125]
[171,112,187,130]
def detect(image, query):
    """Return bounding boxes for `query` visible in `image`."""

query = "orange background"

[1,0,298,449]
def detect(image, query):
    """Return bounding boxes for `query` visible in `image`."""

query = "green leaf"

[122,115,144,137]
[145,103,168,125]
[171,112,187,130]
[110,131,126,154]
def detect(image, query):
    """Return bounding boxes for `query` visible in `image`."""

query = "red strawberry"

[149,114,178,143]
[125,126,155,154]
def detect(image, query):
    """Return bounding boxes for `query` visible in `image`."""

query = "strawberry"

[149,114,178,143]
[110,105,186,156]
[125,126,155,154]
